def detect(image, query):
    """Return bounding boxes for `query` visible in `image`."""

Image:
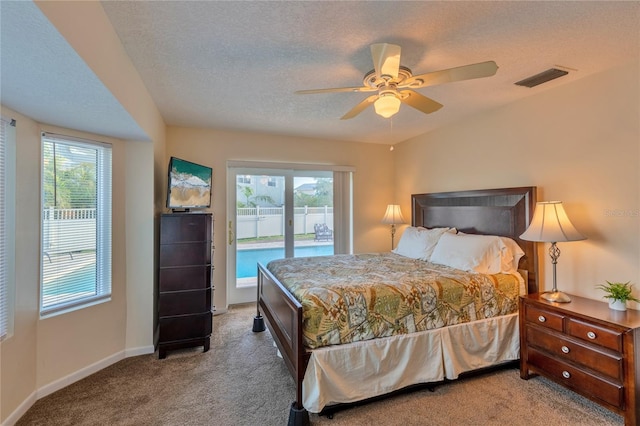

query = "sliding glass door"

[227,167,336,304]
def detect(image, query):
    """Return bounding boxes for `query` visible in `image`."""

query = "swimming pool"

[236,245,334,278]
[42,263,97,306]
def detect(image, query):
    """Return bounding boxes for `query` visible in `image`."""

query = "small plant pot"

[609,299,627,311]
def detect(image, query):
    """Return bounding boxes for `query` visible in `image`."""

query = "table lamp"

[520,201,586,303]
[381,204,405,250]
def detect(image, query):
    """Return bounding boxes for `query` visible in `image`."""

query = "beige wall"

[394,61,640,305]
[0,107,40,423]
[2,1,164,423]
[0,106,148,422]
[34,125,129,387]
[166,127,395,310]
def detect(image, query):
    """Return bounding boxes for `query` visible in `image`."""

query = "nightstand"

[520,293,640,425]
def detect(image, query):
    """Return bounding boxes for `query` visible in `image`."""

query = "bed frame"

[254,186,538,426]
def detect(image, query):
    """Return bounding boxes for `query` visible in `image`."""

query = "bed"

[254,187,538,425]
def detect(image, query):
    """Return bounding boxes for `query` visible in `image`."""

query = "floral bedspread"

[266,252,521,349]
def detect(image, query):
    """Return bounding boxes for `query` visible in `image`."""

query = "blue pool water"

[237,245,333,278]
[42,263,97,306]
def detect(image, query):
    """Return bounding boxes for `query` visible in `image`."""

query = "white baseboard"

[4,348,153,425]
[2,391,36,426]
[213,307,227,315]
[37,350,126,399]
[125,345,155,358]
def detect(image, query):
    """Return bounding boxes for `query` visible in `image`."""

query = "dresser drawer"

[159,265,211,291]
[528,348,624,409]
[524,304,564,332]
[526,325,623,380]
[160,242,211,267]
[159,288,212,317]
[566,318,623,352]
[160,214,210,244]
[159,311,213,343]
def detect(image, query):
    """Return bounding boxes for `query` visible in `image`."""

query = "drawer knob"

[538,315,546,323]
[561,345,570,354]
[587,331,597,340]
[562,371,571,379]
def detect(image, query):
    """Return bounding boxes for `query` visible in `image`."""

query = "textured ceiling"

[100,1,640,144]
[2,2,639,145]
[0,1,148,141]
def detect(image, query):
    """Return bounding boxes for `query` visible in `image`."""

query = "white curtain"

[332,170,353,254]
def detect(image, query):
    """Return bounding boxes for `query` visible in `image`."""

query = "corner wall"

[1,1,165,423]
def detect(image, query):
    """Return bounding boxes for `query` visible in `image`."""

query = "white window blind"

[41,133,112,316]
[0,117,16,340]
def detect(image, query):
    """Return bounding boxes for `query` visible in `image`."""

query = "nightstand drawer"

[520,293,640,424]
[528,348,624,409]
[524,304,564,332]
[566,318,623,352]
[526,325,623,380]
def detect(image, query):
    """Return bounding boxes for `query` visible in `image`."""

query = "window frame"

[40,133,112,317]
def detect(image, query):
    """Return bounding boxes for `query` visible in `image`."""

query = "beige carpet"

[17,304,623,425]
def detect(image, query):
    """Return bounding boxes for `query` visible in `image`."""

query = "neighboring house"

[237,175,284,207]
[294,183,316,196]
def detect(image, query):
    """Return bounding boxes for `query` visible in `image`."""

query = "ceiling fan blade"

[295,86,376,94]
[399,90,443,114]
[371,43,401,79]
[340,95,379,120]
[400,61,498,89]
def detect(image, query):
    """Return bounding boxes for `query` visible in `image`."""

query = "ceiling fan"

[295,43,498,120]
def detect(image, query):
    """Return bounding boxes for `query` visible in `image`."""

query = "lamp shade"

[381,204,405,225]
[520,201,586,243]
[374,94,401,118]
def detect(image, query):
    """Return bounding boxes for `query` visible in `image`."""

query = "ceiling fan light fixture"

[297,43,497,120]
[374,93,401,118]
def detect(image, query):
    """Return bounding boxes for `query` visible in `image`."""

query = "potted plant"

[596,281,640,311]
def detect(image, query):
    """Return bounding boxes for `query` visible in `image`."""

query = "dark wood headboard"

[412,186,538,294]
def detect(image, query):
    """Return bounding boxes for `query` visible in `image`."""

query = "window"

[237,175,252,184]
[41,133,112,316]
[0,117,16,340]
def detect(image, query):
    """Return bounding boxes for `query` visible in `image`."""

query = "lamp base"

[541,291,571,303]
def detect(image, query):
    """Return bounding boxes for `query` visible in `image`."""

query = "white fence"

[237,206,333,239]
[42,208,96,256]
[41,206,333,253]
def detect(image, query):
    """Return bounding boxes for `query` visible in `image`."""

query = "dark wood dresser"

[520,293,640,425]
[158,213,213,359]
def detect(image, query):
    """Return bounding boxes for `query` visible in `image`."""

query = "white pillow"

[430,232,520,274]
[393,226,452,261]
[499,236,525,272]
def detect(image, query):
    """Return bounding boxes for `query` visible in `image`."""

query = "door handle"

[228,221,234,245]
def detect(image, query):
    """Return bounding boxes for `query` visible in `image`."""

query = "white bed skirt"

[301,312,520,413]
